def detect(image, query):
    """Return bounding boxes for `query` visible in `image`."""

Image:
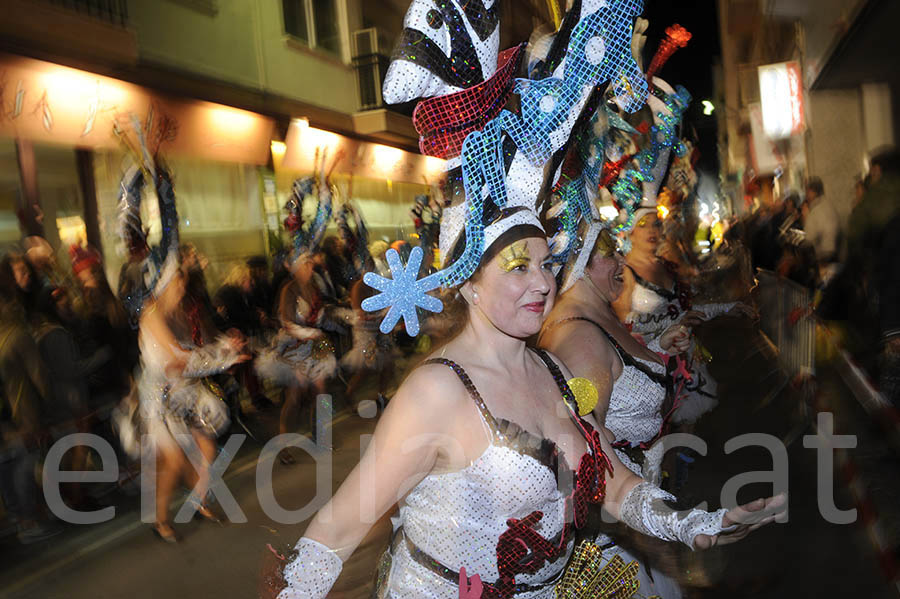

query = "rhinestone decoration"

[555,541,640,599]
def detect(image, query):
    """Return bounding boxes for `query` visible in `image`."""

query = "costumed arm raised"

[278,365,463,598]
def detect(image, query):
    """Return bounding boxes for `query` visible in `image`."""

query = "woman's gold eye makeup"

[497,240,530,272]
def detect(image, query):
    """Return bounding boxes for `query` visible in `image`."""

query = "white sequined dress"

[626,266,734,424]
[133,327,240,455]
[376,352,579,599]
[340,312,396,373]
[540,317,668,484]
[541,318,682,599]
[255,285,337,387]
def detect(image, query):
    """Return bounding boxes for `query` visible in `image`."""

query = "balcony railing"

[45,0,128,27]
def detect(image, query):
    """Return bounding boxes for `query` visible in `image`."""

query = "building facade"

[0,0,552,286]
[716,0,896,226]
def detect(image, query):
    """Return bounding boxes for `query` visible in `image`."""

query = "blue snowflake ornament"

[362,246,443,336]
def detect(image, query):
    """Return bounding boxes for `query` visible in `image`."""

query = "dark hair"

[247,255,268,269]
[871,148,900,175]
[0,251,36,294]
[806,177,824,197]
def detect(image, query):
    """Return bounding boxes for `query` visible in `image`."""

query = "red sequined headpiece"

[413,44,526,160]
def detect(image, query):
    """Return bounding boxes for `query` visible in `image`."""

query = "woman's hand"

[678,310,708,328]
[659,323,692,354]
[693,493,787,549]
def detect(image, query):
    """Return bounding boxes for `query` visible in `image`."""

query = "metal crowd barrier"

[755,269,816,378]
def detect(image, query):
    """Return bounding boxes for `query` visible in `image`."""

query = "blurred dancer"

[256,255,336,456]
[135,262,245,542]
[341,275,396,406]
[614,208,753,425]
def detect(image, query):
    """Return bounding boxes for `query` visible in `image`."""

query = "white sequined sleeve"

[691,301,737,321]
[277,537,343,599]
[618,481,733,550]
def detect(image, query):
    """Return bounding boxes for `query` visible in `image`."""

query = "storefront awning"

[812,0,900,90]
[281,118,446,185]
[0,54,276,165]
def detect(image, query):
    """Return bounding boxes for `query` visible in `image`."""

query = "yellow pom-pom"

[567,377,599,416]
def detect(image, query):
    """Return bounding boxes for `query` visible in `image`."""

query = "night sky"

[641,0,721,175]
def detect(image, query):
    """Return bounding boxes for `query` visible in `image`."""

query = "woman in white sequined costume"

[273,0,783,594]
[255,255,337,449]
[540,224,692,598]
[341,277,397,404]
[540,226,690,484]
[274,227,784,599]
[614,209,752,424]
[131,262,245,542]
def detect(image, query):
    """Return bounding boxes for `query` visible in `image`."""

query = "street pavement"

[2,321,899,598]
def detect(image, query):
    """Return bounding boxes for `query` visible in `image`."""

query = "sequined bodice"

[541,317,669,480]
[627,266,679,338]
[400,438,571,588]
[607,341,667,448]
[385,351,594,598]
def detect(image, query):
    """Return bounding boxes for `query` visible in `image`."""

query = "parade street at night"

[3,319,899,598]
[2,1,900,597]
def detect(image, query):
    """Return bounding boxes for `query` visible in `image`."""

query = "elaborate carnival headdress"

[606,25,693,235]
[548,22,695,288]
[283,149,337,263]
[362,0,650,335]
[115,113,180,322]
[335,179,372,280]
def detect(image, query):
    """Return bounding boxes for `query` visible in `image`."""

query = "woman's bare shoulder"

[389,358,473,419]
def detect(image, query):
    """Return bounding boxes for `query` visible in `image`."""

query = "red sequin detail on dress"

[488,421,613,599]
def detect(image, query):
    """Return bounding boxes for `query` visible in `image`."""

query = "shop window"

[282,0,342,55]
